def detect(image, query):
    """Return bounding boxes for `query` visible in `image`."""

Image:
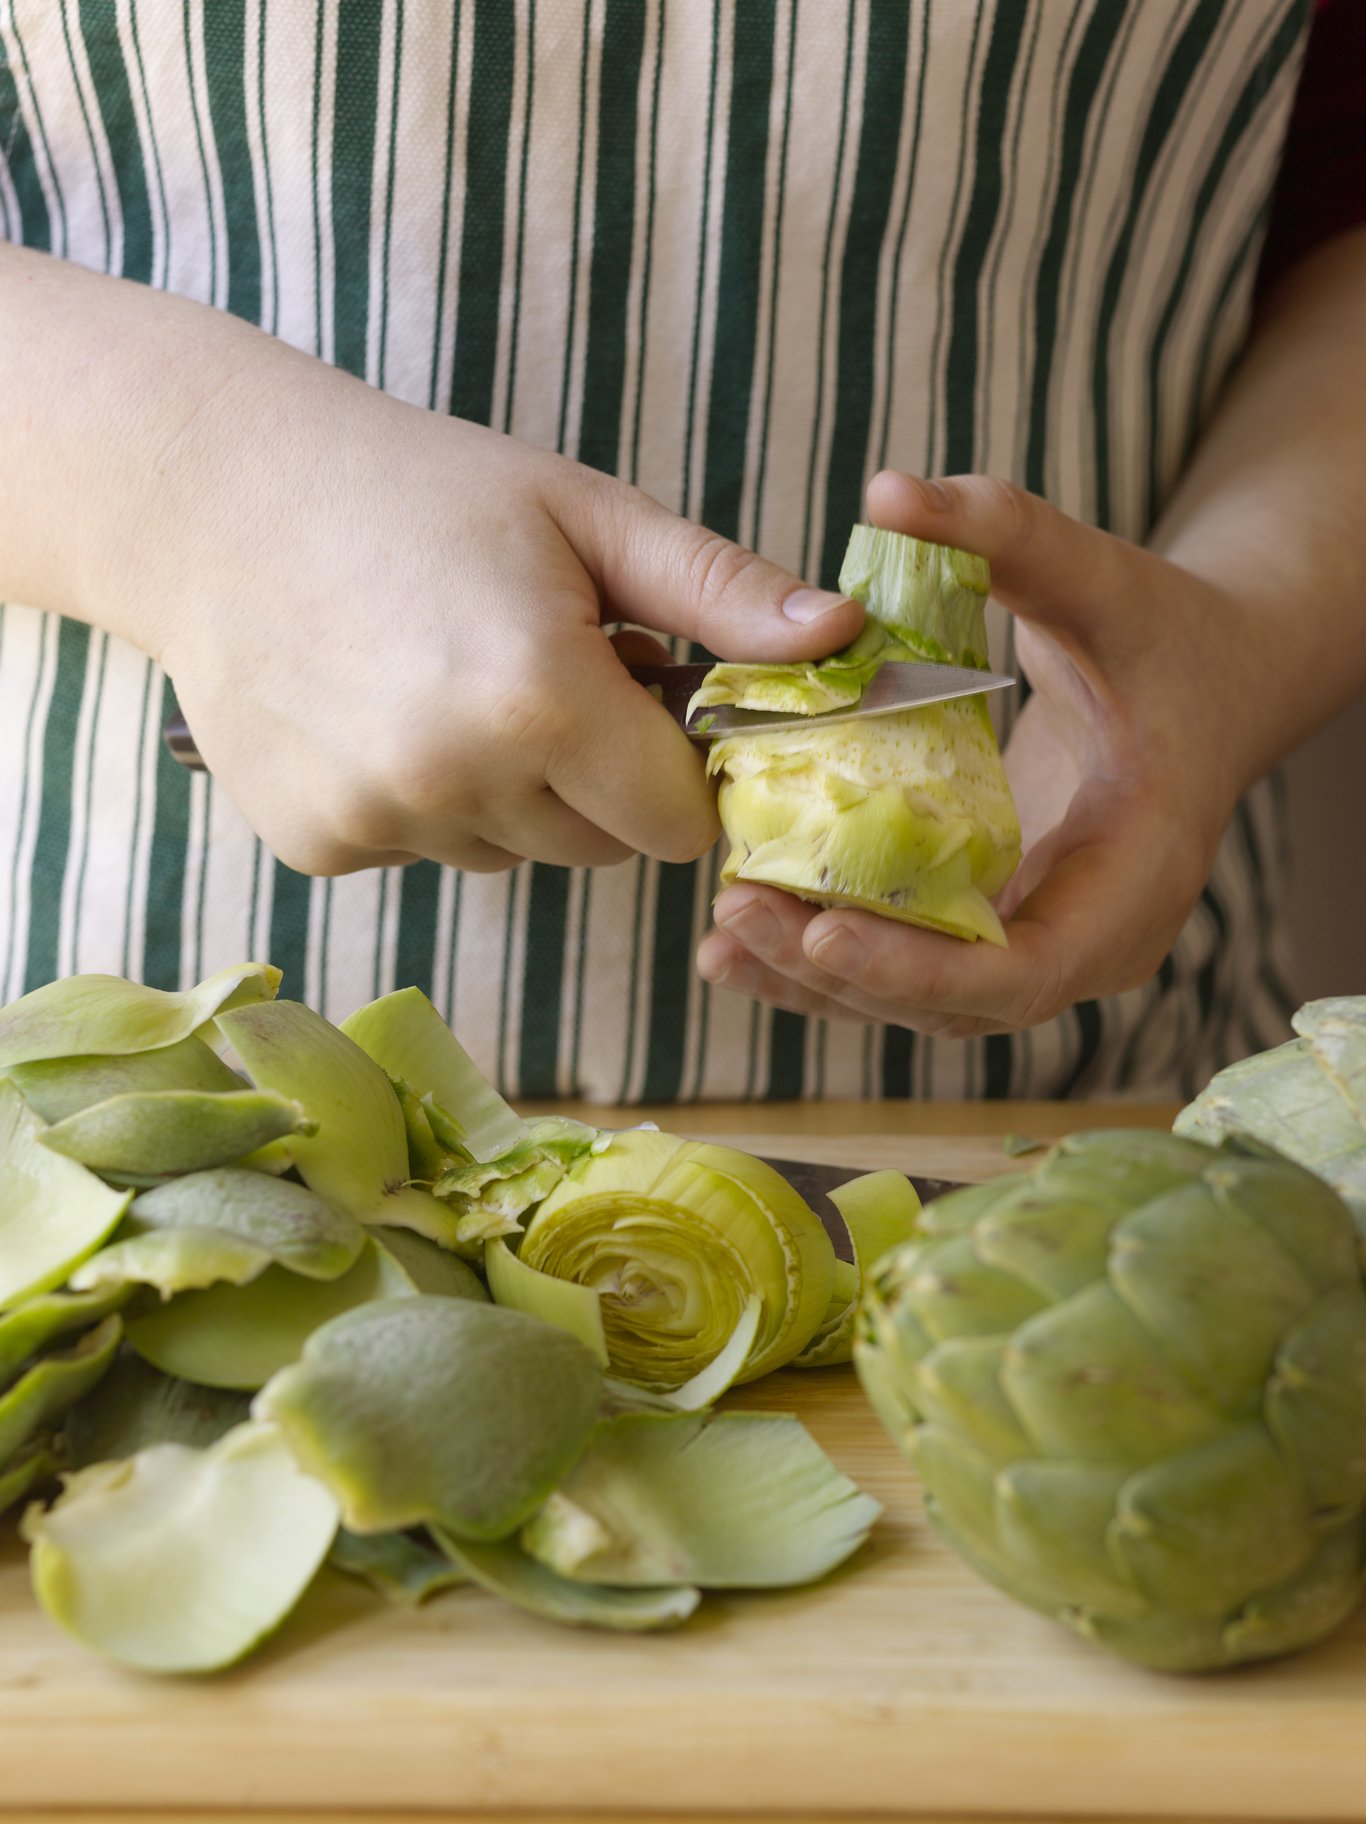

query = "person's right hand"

[118,339,862,877]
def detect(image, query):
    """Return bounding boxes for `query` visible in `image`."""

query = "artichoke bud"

[701,525,1021,945]
[854,1129,1366,1672]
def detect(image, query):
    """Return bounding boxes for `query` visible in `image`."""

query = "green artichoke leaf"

[910,1335,1031,1468]
[39,1088,314,1178]
[895,1232,1050,1344]
[71,1227,277,1297]
[369,1224,488,1301]
[328,1526,468,1606]
[973,1187,1125,1303]
[0,1439,59,1515]
[126,1237,415,1390]
[520,1409,880,1589]
[1109,1178,1319,1417]
[994,1459,1144,1619]
[217,1000,464,1246]
[1221,1515,1366,1670]
[1267,1282,1366,1518]
[1111,1425,1312,1622]
[794,1169,922,1367]
[64,1351,252,1470]
[124,1169,365,1280]
[910,1424,1019,1589]
[0,1314,121,1467]
[0,1081,131,1311]
[516,1129,836,1393]
[1176,1037,1366,1229]
[254,1297,603,1540]
[0,963,280,1070]
[1295,996,1366,1124]
[5,1034,243,1124]
[0,1286,129,1388]
[339,985,527,1164]
[430,1527,699,1632]
[23,1420,338,1674]
[1002,1282,1224,1468]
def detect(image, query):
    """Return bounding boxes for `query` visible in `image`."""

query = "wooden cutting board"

[4,1104,1364,1824]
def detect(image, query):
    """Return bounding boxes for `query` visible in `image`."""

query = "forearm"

[0,243,293,655]
[1149,227,1366,786]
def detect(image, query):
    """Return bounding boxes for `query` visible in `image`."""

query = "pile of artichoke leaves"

[0,965,886,1673]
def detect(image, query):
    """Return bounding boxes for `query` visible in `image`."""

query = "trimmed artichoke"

[854,1130,1366,1672]
[702,526,1021,945]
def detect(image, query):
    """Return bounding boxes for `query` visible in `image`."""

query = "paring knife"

[161,661,1013,772]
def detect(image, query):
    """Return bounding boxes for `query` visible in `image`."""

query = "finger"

[863,471,1144,662]
[412,835,524,874]
[695,929,868,1023]
[797,797,1194,1028]
[476,785,632,869]
[559,478,865,661]
[710,886,974,1031]
[545,632,721,863]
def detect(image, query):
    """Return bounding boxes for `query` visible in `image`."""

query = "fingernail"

[782,588,854,625]
[718,898,779,951]
[811,927,868,979]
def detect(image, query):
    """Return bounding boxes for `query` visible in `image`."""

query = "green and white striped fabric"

[0,0,1307,1102]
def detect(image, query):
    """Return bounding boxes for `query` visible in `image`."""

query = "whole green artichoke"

[853,1130,1366,1671]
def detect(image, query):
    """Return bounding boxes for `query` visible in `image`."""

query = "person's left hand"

[696,471,1262,1039]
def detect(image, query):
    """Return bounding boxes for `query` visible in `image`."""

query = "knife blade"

[758,1154,953,1263]
[633,660,1014,741]
[160,661,1013,771]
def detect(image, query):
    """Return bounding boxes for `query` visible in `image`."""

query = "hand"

[133,350,863,876]
[697,472,1261,1039]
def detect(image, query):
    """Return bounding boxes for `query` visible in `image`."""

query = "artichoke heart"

[703,525,1020,945]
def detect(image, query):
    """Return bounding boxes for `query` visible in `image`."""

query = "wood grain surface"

[4,1104,1361,1824]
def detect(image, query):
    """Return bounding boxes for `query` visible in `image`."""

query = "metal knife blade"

[635,660,1014,742]
[758,1154,954,1263]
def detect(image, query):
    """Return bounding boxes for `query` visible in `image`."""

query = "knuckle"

[654,802,720,864]
[965,475,1035,549]
[267,824,355,878]
[1010,950,1070,1029]
[680,531,763,639]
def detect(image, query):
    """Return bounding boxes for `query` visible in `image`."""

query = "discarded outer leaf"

[328,1526,467,1606]
[340,986,526,1164]
[5,1035,242,1124]
[129,1169,365,1280]
[370,1225,488,1302]
[0,963,280,1070]
[127,1238,415,1390]
[794,1171,923,1368]
[255,1297,603,1539]
[217,1001,462,1245]
[0,1440,58,1515]
[1004,1133,1046,1158]
[520,1409,881,1589]
[517,1129,837,1392]
[485,1237,608,1364]
[40,1088,313,1177]
[0,1316,122,1466]
[431,1527,699,1632]
[0,1081,130,1311]
[24,1421,338,1674]
[0,1286,129,1386]
[64,1352,252,1470]
[71,1228,276,1297]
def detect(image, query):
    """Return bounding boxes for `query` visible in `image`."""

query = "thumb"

[864,471,1141,660]
[560,479,865,660]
